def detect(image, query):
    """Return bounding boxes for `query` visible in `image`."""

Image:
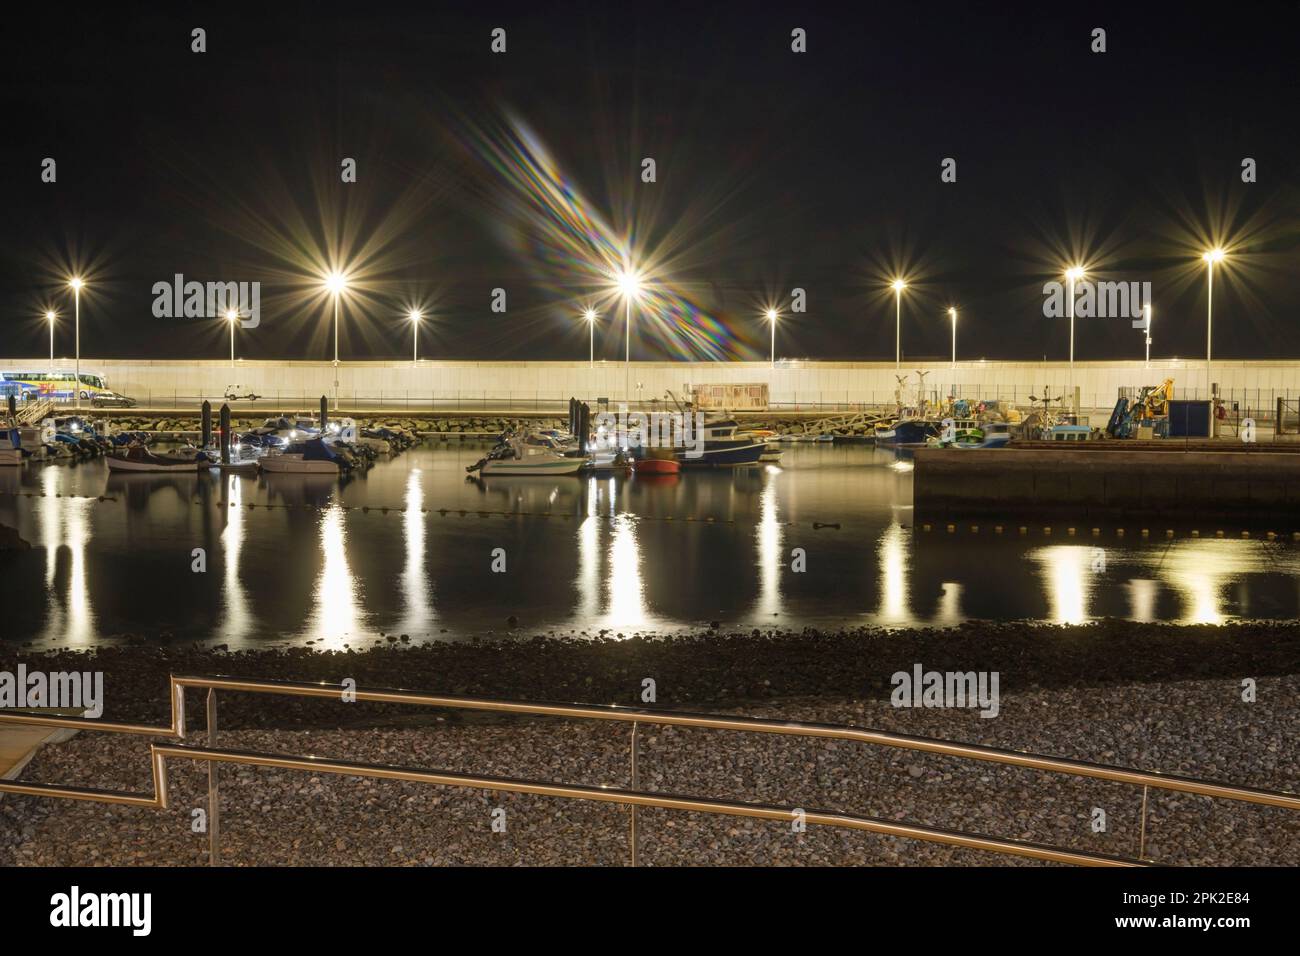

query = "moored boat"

[259,438,347,474]
[106,446,203,473]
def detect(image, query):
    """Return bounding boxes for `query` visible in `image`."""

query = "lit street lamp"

[891,279,907,370]
[324,272,348,409]
[408,309,423,365]
[1143,303,1152,368]
[225,309,239,369]
[45,311,56,369]
[583,307,597,367]
[68,277,84,408]
[617,268,641,405]
[1202,247,1225,400]
[948,307,958,368]
[765,308,779,368]
[1065,265,1086,414]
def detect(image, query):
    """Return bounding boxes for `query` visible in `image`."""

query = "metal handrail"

[3,673,1298,866]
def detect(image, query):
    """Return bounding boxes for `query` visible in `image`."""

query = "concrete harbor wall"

[913,447,1300,520]
[6,357,1300,412]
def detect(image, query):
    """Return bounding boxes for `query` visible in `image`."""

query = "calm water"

[3,445,1299,649]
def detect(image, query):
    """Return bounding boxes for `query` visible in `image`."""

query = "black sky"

[2,0,1298,363]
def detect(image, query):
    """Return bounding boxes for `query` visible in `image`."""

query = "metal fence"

[3,674,1298,867]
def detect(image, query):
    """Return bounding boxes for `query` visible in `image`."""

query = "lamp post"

[948,307,957,368]
[408,309,423,365]
[68,277,83,408]
[583,308,597,367]
[225,309,238,369]
[1144,303,1152,368]
[1065,266,1085,414]
[617,269,641,405]
[1202,248,1225,400]
[765,308,778,368]
[324,272,348,410]
[46,311,56,370]
[891,279,907,370]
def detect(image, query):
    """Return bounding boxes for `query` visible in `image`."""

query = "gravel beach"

[1,626,1296,867]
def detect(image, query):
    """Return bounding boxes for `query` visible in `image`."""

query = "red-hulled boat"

[632,457,680,475]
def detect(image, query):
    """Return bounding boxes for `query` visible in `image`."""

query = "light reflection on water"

[2,444,1299,649]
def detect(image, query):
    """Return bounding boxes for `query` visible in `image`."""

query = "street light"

[225,309,239,369]
[616,268,642,405]
[583,308,598,368]
[1202,247,1225,401]
[68,277,83,408]
[323,272,349,409]
[45,311,56,370]
[891,279,907,370]
[1065,265,1086,414]
[765,308,779,368]
[408,309,423,365]
[948,307,958,368]
[1143,303,1152,368]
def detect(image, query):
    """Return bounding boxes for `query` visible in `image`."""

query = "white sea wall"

[2,357,1297,411]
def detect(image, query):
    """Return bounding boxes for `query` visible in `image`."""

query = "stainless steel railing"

[3,674,1298,867]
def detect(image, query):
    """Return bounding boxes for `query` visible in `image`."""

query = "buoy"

[1043,526,1051,535]
[1067,527,1076,536]
[994,525,1003,534]
[1267,531,1276,541]
[922,523,931,532]
[1091,528,1100,537]
[1165,530,1174,538]
[1191,530,1200,538]
[1117,528,1126,537]
[1215,530,1224,538]
[1018,526,1027,535]
[947,524,955,533]
[970,525,979,534]
[1241,531,1250,539]
[1141,529,1149,537]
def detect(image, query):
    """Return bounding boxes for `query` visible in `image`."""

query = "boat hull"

[259,455,339,474]
[480,458,585,476]
[632,458,681,475]
[675,441,766,467]
[106,455,199,473]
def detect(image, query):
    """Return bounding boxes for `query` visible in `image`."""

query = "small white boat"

[106,447,202,473]
[470,435,585,476]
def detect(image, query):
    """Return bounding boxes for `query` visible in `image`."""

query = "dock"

[913,446,1300,520]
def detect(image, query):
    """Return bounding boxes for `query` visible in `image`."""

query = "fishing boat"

[874,419,936,446]
[927,422,1012,450]
[106,446,204,473]
[467,434,585,476]
[259,437,347,474]
[669,417,766,467]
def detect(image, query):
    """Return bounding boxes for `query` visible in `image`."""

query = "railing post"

[629,720,639,867]
[1136,784,1149,861]
[207,688,221,866]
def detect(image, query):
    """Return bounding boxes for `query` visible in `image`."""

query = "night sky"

[2,1,1298,363]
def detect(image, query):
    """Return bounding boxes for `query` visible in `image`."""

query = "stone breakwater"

[100,415,566,439]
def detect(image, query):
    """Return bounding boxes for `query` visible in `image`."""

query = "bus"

[0,370,134,406]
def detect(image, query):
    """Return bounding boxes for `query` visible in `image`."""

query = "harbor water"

[3,444,1300,649]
